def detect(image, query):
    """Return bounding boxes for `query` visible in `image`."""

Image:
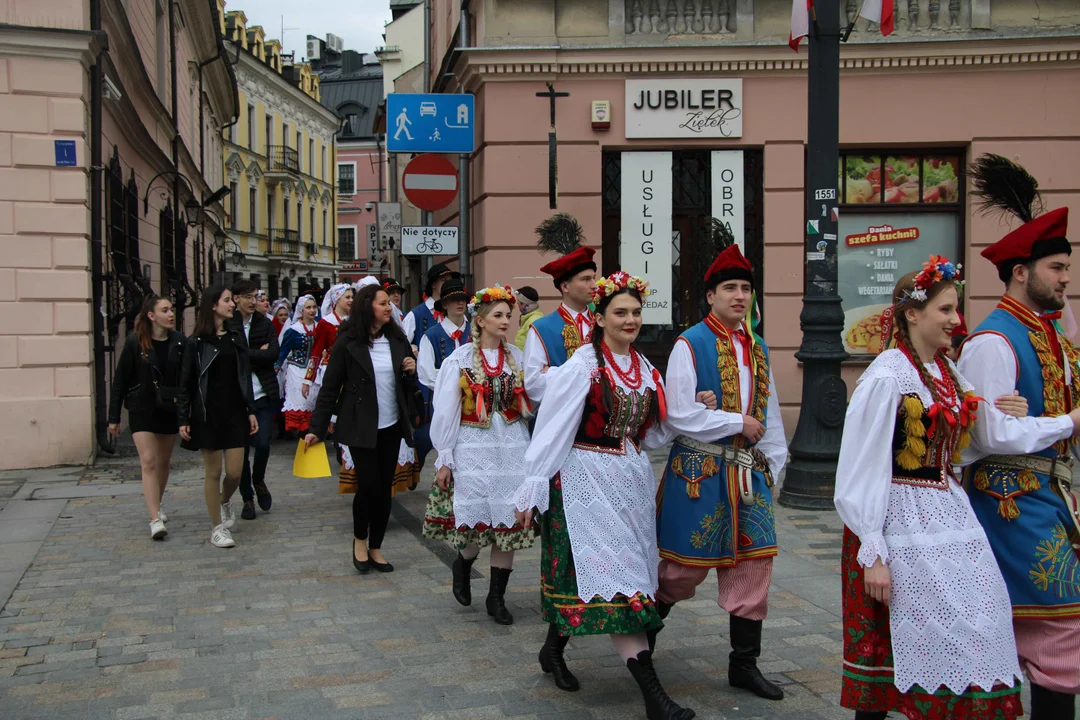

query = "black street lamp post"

[779,0,850,510]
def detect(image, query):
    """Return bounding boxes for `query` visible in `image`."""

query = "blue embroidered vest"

[531,311,579,369]
[962,298,1080,617]
[657,317,777,569]
[424,323,471,372]
[408,302,439,347]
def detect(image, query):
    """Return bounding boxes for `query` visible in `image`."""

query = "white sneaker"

[210,524,235,548]
[149,518,167,540]
[157,507,168,523]
[220,503,235,529]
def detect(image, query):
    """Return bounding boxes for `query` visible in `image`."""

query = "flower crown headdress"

[592,271,650,305]
[879,254,964,352]
[468,285,516,314]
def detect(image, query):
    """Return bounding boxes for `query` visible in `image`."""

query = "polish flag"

[860,0,895,36]
[789,0,812,52]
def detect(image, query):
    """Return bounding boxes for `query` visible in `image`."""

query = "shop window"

[836,150,964,357]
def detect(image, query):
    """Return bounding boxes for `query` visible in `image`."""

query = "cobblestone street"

[0,440,968,719]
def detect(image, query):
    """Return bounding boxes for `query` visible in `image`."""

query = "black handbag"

[155,384,180,411]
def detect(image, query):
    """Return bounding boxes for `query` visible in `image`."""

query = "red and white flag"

[860,0,895,36]
[789,0,812,52]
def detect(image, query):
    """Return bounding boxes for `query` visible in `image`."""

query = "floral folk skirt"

[422,482,534,551]
[841,528,1023,720]
[540,473,663,638]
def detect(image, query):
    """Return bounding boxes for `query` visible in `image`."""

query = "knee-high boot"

[728,614,784,700]
[538,623,579,691]
[485,567,513,625]
[451,552,476,606]
[1030,683,1076,720]
[626,649,696,720]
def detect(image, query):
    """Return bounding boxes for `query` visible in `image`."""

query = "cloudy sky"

[230,0,393,59]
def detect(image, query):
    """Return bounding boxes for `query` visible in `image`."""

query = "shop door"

[601,149,764,372]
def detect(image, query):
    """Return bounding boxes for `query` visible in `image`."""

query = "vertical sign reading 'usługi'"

[620,152,672,326]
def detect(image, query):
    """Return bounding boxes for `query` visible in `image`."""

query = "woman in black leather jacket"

[178,285,257,549]
[108,295,185,540]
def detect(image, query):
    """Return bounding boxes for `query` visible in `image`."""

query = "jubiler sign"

[625,79,743,139]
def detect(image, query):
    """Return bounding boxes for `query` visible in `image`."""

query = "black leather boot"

[728,614,784,700]
[485,567,513,625]
[451,552,476,606]
[538,623,579,692]
[1030,683,1076,720]
[647,600,674,653]
[626,650,696,720]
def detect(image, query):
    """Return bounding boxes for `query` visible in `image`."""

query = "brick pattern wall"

[0,55,93,468]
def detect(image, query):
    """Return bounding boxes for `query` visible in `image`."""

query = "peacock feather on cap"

[969,154,1044,225]
[535,212,585,255]
[705,217,736,255]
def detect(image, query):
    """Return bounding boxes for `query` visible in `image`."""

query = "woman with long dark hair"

[178,285,258,549]
[108,295,186,540]
[515,272,694,720]
[304,285,418,574]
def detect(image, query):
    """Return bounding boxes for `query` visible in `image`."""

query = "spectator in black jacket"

[231,279,280,520]
[108,295,185,541]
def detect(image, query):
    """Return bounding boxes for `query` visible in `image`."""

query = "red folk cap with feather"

[971,154,1071,268]
[535,213,598,288]
[704,244,754,287]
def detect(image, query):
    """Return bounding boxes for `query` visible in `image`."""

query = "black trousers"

[240,396,274,502]
[349,426,402,549]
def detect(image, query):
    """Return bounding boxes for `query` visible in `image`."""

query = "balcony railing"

[268,145,299,174]
[269,229,299,257]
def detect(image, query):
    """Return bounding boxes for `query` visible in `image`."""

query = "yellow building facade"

[220,8,340,299]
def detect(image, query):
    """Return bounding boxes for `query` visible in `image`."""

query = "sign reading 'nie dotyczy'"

[401,226,459,256]
[625,79,743,139]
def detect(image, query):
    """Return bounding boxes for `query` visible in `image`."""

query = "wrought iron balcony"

[269,229,300,257]
[268,145,299,174]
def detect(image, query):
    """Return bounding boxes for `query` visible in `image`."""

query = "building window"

[837,150,963,357]
[296,131,302,169]
[322,209,327,245]
[283,123,289,148]
[297,200,302,239]
[246,106,255,150]
[267,192,274,231]
[308,139,314,174]
[229,182,238,228]
[265,116,273,153]
[309,206,315,244]
[283,200,289,232]
[337,162,355,195]
[248,188,256,233]
[338,227,356,261]
[321,147,327,181]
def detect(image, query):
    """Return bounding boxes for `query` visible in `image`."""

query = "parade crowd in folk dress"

[106,155,1079,720]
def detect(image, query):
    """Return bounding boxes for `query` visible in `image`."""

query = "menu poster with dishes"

[838,212,960,355]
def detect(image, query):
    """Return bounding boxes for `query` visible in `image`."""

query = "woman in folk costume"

[270,299,292,338]
[275,295,318,433]
[834,257,1080,720]
[422,285,534,625]
[515,273,695,720]
[302,283,353,400]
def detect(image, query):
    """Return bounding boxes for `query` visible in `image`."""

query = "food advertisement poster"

[838,212,960,355]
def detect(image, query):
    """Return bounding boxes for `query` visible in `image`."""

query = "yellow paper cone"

[293,439,332,478]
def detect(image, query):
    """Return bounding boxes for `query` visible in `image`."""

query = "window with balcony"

[338,162,355,195]
[338,227,356,261]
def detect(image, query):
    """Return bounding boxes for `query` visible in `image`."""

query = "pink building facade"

[0,0,236,468]
[424,1,1080,431]
[335,144,384,280]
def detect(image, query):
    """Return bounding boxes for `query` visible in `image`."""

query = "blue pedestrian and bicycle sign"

[387,93,475,154]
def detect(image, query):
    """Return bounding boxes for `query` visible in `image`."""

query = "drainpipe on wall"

[421,0,432,276]
[168,0,183,329]
[457,0,470,285]
[90,0,112,456]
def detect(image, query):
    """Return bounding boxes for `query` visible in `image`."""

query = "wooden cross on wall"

[536,82,569,209]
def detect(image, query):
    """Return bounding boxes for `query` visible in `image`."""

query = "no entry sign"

[402,153,458,211]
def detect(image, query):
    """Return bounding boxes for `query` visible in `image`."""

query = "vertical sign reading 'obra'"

[711,151,744,250]
[620,152,672,326]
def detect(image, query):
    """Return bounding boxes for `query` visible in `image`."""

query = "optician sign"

[625,79,743,139]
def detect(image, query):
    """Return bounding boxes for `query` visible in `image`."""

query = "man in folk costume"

[403,263,454,347]
[654,226,789,702]
[414,277,471,467]
[958,155,1080,720]
[523,213,597,403]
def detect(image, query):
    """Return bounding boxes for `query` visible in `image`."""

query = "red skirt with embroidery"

[841,528,1023,720]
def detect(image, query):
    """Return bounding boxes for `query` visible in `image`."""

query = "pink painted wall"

[336,144,382,261]
[460,63,1080,431]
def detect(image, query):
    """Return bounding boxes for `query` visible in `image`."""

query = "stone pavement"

[0,439,1003,719]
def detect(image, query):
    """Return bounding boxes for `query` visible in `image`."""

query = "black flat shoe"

[370,559,394,573]
[253,482,272,512]
[352,546,370,574]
